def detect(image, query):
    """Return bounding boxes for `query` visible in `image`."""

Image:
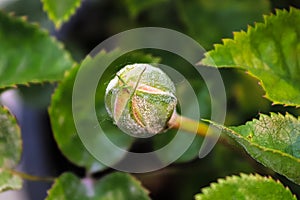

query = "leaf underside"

[0,11,74,88]
[195,173,296,200]
[201,7,300,106]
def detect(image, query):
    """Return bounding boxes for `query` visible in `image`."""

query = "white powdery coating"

[133,94,177,134]
[105,63,177,137]
[105,75,118,96]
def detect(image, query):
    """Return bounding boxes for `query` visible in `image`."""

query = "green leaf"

[41,0,82,29]
[124,0,168,18]
[201,8,300,106]
[46,172,150,200]
[0,106,22,192]
[0,11,74,88]
[195,174,296,200]
[49,50,159,172]
[217,113,300,184]
[46,173,89,200]
[94,172,150,200]
[176,0,270,49]
[49,63,106,173]
[0,171,22,192]
[0,107,21,168]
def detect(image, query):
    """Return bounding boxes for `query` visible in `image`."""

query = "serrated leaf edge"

[200,7,300,106]
[0,11,75,89]
[41,0,83,29]
[201,7,296,67]
[223,118,300,162]
[196,173,296,199]
[213,112,300,183]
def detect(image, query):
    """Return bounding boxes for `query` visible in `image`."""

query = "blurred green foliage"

[1,0,300,199]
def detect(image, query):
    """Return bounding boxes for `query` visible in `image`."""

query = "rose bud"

[105,64,177,137]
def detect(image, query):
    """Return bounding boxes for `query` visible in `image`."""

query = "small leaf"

[41,0,82,29]
[124,0,168,18]
[0,106,22,192]
[49,50,160,172]
[46,172,150,200]
[0,107,21,168]
[195,174,296,200]
[0,11,74,88]
[217,113,300,184]
[0,171,22,192]
[201,8,300,106]
[46,173,89,200]
[94,172,150,200]
[176,0,270,49]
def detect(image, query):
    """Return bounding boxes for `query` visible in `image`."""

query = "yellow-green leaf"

[41,0,82,29]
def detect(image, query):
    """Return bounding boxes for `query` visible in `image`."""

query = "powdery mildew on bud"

[105,64,177,137]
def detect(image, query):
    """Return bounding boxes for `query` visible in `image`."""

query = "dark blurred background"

[1,0,300,199]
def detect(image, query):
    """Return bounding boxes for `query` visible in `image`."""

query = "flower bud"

[105,64,177,137]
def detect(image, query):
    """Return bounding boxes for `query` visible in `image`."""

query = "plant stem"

[168,112,209,137]
[168,112,233,148]
[7,169,55,182]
